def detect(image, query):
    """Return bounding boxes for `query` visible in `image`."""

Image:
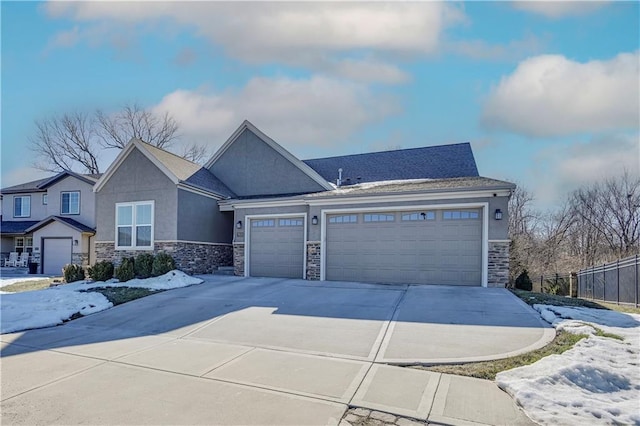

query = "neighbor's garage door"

[43,238,72,275]
[326,209,482,285]
[249,217,305,278]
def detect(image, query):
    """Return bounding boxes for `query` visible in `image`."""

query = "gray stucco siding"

[95,148,178,241]
[47,176,96,228]
[177,189,233,243]
[6,192,47,221]
[209,129,327,197]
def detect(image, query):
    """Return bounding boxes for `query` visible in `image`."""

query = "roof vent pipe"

[337,168,343,187]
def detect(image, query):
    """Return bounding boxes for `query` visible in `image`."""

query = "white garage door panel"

[249,218,304,279]
[326,209,482,286]
[43,238,72,275]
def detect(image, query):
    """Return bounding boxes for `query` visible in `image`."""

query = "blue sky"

[2,1,638,209]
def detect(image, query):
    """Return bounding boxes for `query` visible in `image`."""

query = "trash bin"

[28,262,38,274]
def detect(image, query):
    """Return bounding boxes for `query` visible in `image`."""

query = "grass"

[82,287,163,306]
[1,278,61,293]
[511,289,640,314]
[411,331,587,380]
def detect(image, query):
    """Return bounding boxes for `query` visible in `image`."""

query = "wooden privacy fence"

[577,255,639,307]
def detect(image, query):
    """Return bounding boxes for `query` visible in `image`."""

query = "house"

[0,171,98,274]
[94,120,513,287]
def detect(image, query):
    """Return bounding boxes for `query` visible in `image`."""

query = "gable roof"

[303,143,479,186]
[0,171,100,195]
[205,120,333,191]
[0,220,40,235]
[24,216,95,234]
[94,139,234,199]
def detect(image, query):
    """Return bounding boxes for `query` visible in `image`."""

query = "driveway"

[1,276,551,425]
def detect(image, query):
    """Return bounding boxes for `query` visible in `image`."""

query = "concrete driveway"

[1,276,552,425]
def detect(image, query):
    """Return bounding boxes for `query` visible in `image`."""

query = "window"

[61,191,80,215]
[279,218,303,226]
[328,215,357,224]
[402,211,435,221]
[443,210,479,220]
[42,194,48,205]
[14,237,33,254]
[13,196,31,217]
[252,219,275,227]
[116,201,154,249]
[364,213,394,222]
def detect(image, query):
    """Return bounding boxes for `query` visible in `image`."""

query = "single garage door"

[42,238,72,275]
[326,209,482,285]
[249,217,305,278]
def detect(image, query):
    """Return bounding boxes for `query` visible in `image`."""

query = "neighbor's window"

[402,211,435,221]
[443,210,479,220]
[61,191,80,215]
[363,213,394,222]
[116,201,154,249]
[328,215,357,224]
[279,218,303,226]
[13,196,31,217]
[14,237,32,253]
[42,194,48,205]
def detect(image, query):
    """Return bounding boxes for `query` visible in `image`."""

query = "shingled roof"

[0,220,39,235]
[303,143,478,186]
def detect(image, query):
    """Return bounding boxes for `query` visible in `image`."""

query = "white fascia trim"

[177,184,225,200]
[243,212,308,279]
[205,120,332,191]
[307,189,511,206]
[94,139,179,193]
[219,197,307,211]
[319,202,490,288]
[488,239,511,243]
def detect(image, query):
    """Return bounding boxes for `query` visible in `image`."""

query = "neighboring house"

[94,120,514,287]
[0,171,98,274]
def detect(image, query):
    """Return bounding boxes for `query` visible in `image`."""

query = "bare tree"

[30,112,101,174]
[96,103,179,150]
[508,185,540,281]
[30,103,193,174]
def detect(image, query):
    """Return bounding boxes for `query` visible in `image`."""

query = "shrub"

[514,270,533,291]
[114,257,135,282]
[63,264,85,283]
[135,253,154,279]
[544,276,570,296]
[88,260,114,282]
[152,252,176,276]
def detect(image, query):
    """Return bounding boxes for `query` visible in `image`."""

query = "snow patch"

[497,304,640,425]
[0,270,203,334]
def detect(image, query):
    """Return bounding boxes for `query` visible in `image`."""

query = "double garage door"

[247,208,483,286]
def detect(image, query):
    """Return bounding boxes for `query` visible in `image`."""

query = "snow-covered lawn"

[0,271,202,334]
[0,276,52,289]
[497,304,640,425]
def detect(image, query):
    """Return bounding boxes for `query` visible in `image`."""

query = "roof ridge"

[303,142,471,162]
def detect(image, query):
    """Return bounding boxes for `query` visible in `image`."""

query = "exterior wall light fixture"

[312,216,318,225]
[494,209,503,220]
[236,220,243,229]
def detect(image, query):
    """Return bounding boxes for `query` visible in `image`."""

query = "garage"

[248,216,305,278]
[42,238,72,275]
[325,209,483,285]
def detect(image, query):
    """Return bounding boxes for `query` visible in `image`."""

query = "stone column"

[306,241,321,280]
[233,243,245,276]
[488,241,510,288]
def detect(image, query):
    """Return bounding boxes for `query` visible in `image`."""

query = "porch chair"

[16,252,29,268]
[3,252,18,267]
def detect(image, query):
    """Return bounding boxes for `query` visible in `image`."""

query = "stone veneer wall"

[95,241,232,275]
[306,242,321,280]
[233,243,245,276]
[72,252,89,267]
[488,241,509,288]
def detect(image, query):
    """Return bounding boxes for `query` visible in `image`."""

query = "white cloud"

[43,2,463,83]
[482,52,640,137]
[533,133,640,206]
[151,76,399,154]
[446,33,546,62]
[512,1,609,18]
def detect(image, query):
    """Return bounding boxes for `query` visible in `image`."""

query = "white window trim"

[320,203,489,287]
[13,195,31,218]
[115,201,155,250]
[61,191,80,215]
